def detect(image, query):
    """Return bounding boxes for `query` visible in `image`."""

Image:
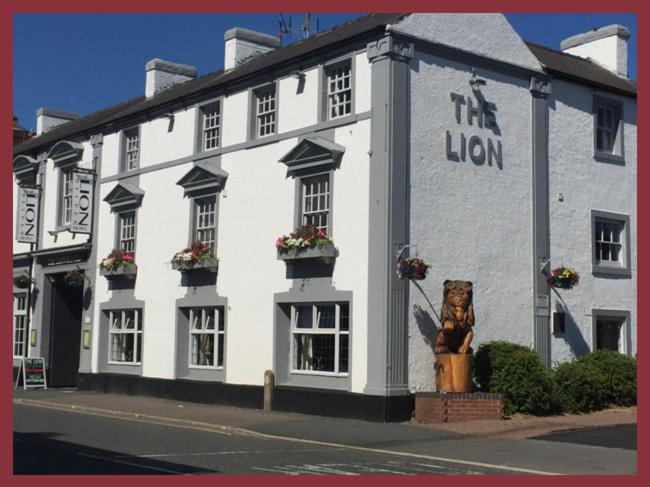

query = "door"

[48,273,84,386]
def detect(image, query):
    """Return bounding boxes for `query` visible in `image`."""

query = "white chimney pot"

[560,24,630,78]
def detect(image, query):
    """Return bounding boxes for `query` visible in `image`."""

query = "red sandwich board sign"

[15,357,47,390]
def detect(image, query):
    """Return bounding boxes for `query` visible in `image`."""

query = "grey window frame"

[120,126,141,172]
[107,308,143,365]
[13,293,28,358]
[188,306,225,370]
[591,210,631,278]
[320,57,355,122]
[115,209,137,256]
[299,173,331,233]
[57,167,75,227]
[290,302,350,376]
[593,96,624,164]
[294,170,334,234]
[192,194,217,251]
[592,309,631,355]
[249,82,278,140]
[195,99,222,153]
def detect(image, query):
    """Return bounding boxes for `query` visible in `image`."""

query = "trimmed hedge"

[474,341,563,416]
[576,350,637,406]
[553,361,606,413]
[474,342,637,416]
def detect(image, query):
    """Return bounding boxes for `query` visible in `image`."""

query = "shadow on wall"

[552,291,591,358]
[413,304,438,350]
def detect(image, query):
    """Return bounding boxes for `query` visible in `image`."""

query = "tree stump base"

[435,353,473,393]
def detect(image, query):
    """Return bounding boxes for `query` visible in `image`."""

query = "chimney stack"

[36,108,78,135]
[145,58,197,98]
[224,28,280,70]
[560,24,630,78]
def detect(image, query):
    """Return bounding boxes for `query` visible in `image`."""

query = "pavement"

[13,388,637,475]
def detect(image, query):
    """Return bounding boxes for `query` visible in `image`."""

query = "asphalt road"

[13,404,503,475]
[533,424,636,451]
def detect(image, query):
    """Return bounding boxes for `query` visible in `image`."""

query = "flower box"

[277,242,338,262]
[397,257,431,280]
[546,266,579,290]
[100,263,137,279]
[13,274,34,288]
[171,256,219,273]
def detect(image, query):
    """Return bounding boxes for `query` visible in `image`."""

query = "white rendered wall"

[277,67,319,133]
[407,51,535,391]
[221,91,248,146]
[354,52,372,114]
[100,133,120,179]
[547,80,637,362]
[139,108,195,169]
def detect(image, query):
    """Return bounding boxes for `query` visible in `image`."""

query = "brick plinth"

[414,392,504,423]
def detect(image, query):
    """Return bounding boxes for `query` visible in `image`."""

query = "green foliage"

[576,350,637,406]
[553,361,606,413]
[474,341,563,416]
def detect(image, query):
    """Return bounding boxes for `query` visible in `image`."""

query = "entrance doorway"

[48,272,84,386]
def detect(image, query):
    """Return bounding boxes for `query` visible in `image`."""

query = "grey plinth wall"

[364,35,414,396]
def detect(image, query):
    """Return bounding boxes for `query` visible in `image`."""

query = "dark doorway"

[48,272,84,387]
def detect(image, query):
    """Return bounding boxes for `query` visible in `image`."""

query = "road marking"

[76,452,190,475]
[14,398,561,475]
[116,447,340,459]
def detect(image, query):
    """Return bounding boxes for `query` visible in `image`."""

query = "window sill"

[592,264,632,278]
[594,151,625,165]
[107,361,142,366]
[290,370,349,378]
[189,365,224,371]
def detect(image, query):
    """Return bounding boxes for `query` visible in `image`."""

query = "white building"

[13,14,636,421]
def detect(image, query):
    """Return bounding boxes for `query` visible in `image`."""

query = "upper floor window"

[593,97,624,163]
[122,127,140,171]
[13,294,27,358]
[591,210,631,277]
[301,175,330,233]
[118,210,137,255]
[199,102,221,151]
[194,195,216,251]
[60,168,74,226]
[255,85,276,138]
[326,61,352,120]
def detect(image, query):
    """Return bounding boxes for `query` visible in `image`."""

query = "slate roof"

[14,13,636,156]
[525,41,636,98]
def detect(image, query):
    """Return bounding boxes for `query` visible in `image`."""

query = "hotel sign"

[16,186,40,243]
[71,169,95,234]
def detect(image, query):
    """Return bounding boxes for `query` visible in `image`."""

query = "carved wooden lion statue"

[434,280,474,354]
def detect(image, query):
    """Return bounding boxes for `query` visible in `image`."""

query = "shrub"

[554,361,606,413]
[576,350,636,406]
[474,341,563,416]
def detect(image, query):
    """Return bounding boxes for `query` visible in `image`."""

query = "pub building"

[12,14,636,421]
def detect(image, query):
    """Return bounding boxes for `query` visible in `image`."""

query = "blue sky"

[13,13,637,132]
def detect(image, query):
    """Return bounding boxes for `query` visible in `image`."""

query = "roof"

[14,14,636,156]
[525,41,636,97]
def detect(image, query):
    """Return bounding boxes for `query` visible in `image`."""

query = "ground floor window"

[13,294,27,357]
[108,309,142,364]
[595,316,625,352]
[291,303,349,374]
[189,306,225,368]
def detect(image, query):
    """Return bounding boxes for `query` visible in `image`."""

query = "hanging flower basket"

[171,241,218,272]
[546,266,580,290]
[13,274,34,288]
[397,257,431,280]
[276,224,338,262]
[99,249,137,278]
[63,270,85,287]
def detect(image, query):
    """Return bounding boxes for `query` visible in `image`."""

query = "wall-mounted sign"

[71,169,94,234]
[15,357,47,390]
[445,92,503,170]
[16,186,40,243]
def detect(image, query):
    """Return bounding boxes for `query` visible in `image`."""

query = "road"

[15,403,504,475]
[13,399,636,475]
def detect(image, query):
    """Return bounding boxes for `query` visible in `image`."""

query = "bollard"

[263,370,275,411]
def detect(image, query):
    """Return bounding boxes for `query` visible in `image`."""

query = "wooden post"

[435,353,473,393]
[263,369,275,411]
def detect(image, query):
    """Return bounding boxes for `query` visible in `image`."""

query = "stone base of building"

[76,373,414,422]
[414,392,504,423]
